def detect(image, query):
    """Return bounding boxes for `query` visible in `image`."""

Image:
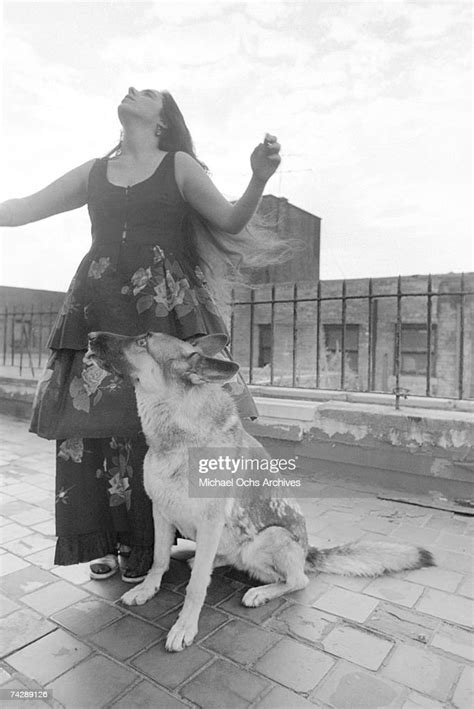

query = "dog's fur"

[86,330,434,652]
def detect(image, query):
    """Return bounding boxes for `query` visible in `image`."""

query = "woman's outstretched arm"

[0,159,96,227]
[175,135,281,234]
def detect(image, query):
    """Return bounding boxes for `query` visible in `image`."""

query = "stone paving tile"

[266,603,335,643]
[218,591,286,624]
[0,667,12,683]
[456,576,474,599]
[312,660,406,708]
[383,644,461,701]
[201,619,278,665]
[363,577,425,608]
[125,588,184,621]
[403,566,464,593]
[321,573,372,592]
[437,532,474,556]
[21,579,90,616]
[23,546,56,570]
[82,575,136,602]
[430,623,474,662]
[389,524,441,546]
[416,588,473,627]
[253,637,335,692]
[452,666,474,709]
[6,628,92,684]
[156,604,229,643]
[110,679,189,708]
[434,550,474,575]
[0,523,30,543]
[365,603,439,644]
[0,552,30,576]
[50,562,91,585]
[424,514,468,532]
[89,615,164,660]
[9,508,52,527]
[0,608,56,656]
[161,559,192,588]
[281,574,331,605]
[312,586,379,623]
[52,596,125,636]
[401,691,446,708]
[255,685,316,708]
[46,653,138,707]
[0,591,20,617]
[0,564,57,598]
[321,624,394,670]
[204,574,242,605]
[131,639,212,690]
[180,658,269,708]
[2,533,55,557]
[30,520,55,537]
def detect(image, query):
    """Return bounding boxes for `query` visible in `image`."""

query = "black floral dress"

[29,152,257,565]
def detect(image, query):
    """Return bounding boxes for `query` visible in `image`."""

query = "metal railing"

[1,275,473,405]
[229,274,474,404]
[1,305,58,377]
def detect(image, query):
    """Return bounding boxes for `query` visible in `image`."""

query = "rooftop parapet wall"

[244,398,474,502]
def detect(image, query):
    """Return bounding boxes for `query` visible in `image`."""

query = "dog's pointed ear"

[185,353,239,385]
[187,333,229,357]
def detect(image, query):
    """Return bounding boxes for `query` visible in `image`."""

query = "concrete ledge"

[249,385,474,413]
[245,397,474,501]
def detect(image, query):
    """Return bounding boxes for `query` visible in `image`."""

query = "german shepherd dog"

[86,331,434,652]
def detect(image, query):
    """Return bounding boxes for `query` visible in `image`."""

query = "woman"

[0,86,283,582]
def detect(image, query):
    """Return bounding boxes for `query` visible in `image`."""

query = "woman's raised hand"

[250,133,281,183]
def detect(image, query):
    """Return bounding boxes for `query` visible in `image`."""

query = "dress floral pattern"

[29,150,257,565]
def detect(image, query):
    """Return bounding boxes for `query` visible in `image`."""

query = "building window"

[258,324,272,367]
[324,324,359,371]
[397,324,437,376]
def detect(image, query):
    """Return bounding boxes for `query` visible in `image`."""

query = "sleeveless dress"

[29,152,258,565]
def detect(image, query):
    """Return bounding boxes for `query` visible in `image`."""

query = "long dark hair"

[105,90,301,320]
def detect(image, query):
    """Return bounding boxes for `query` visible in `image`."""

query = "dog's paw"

[242,586,270,607]
[165,619,198,652]
[121,582,157,606]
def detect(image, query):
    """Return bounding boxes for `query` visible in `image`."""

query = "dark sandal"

[121,546,154,583]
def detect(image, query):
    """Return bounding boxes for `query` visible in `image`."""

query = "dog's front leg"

[121,506,174,607]
[166,519,224,652]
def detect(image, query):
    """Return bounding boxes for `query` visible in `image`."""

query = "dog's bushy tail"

[305,541,434,577]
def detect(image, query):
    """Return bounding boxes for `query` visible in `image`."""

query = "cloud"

[1,0,471,290]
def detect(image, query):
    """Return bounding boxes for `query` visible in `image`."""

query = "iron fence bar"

[459,272,465,399]
[292,283,298,387]
[371,299,378,391]
[229,288,235,352]
[270,284,275,386]
[367,279,373,391]
[394,276,402,409]
[249,289,255,384]
[38,308,44,367]
[316,280,321,388]
[3,306,8,365]
[10,306,15,366]
[340,280,346,389]
[426,275,433,396]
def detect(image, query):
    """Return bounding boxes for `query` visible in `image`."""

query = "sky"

[0,0,472,292]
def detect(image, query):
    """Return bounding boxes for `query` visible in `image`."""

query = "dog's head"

[85,331,239,395]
